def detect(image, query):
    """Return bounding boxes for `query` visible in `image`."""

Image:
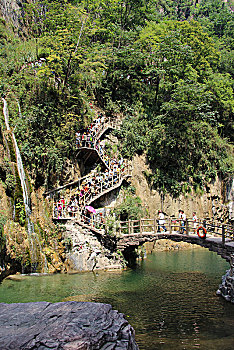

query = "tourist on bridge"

[178,210,182,232]
[158,210,167,232]
[181,210,187,233]
[192,212,198,233]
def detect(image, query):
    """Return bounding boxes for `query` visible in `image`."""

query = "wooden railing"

[52,209,234,244]
[116,217,234,243]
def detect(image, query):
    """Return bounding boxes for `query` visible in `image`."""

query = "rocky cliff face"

[217,255,234,303]
[0,0,27,31]
[130,154,232,221]
[64,221,125,272]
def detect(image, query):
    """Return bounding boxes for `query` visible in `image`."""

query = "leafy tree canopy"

[0,0,233,196]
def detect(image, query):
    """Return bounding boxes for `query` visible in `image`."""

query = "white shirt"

[159,212,165,224]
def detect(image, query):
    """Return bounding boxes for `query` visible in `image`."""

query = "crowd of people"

[75,114,122,167]
[53,159,131,219]
[54,111,131,219]
[75,113,107,148]
[157,210,199,233]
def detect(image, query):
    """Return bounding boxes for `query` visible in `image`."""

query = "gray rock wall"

[64,222,124,272]
[0,0,26,28]
[131,154,233,221]
[217,254,234,303]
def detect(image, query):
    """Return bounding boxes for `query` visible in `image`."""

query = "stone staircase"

[51,114,132,220]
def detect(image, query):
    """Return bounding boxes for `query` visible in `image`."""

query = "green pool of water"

[0,248,233,350]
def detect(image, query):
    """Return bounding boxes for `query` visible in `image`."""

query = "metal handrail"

[52,163,132,218]
[76,117,122,150]
[79,162,132,207]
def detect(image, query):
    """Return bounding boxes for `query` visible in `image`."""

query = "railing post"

[222,224,225,246]
[186,219,189,235]
[128,219,131,234]
[153,217,157,234]
[203,219,206,228]
[140,218,142,234]
[169,218,172,234]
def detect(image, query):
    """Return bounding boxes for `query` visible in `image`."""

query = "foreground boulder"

[0,301,139,349]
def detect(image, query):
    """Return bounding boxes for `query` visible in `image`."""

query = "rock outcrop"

[64,221,124,272]
[0,301,139,350]
[0,0,26,30]
[217,254,234,303]
[130,154,233,221]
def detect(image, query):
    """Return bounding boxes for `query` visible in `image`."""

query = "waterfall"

[2,98,48,272]
[2,98,10,131]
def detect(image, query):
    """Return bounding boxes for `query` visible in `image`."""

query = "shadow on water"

[0,248,233,350]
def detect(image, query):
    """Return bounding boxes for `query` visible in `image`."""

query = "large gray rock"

[217,254,234,303]
[0,301,139,349]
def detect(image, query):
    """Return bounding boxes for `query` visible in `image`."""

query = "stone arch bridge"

[78,217,234,263]
[76,217,234,302]
[116,231,234,263]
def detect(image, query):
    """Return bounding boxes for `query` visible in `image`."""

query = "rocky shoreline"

[0,301,139,350]
[217,255,234,303]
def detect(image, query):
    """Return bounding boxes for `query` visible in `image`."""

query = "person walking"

[178,210,183,233]
[192,212,198,233]
[158,210,167,232]
[181,210,186,233]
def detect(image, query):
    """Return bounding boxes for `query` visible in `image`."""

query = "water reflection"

[0,248,233,349]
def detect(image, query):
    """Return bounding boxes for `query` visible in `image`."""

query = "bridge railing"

[117,218,195,235]
[203,220,233,243]
[116,217,234,242]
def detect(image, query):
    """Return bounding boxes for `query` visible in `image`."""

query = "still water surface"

[0,248,233,350]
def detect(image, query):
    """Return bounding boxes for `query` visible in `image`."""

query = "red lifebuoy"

[197,226,207,239]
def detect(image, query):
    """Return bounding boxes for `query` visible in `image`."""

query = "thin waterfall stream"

[2,98,48,272]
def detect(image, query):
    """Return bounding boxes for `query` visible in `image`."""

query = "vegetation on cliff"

[0,0,233,198]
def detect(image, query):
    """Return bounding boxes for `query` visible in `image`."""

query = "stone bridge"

[116,231,234,303]
[75,219,234,302]
[116,232,234,263]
